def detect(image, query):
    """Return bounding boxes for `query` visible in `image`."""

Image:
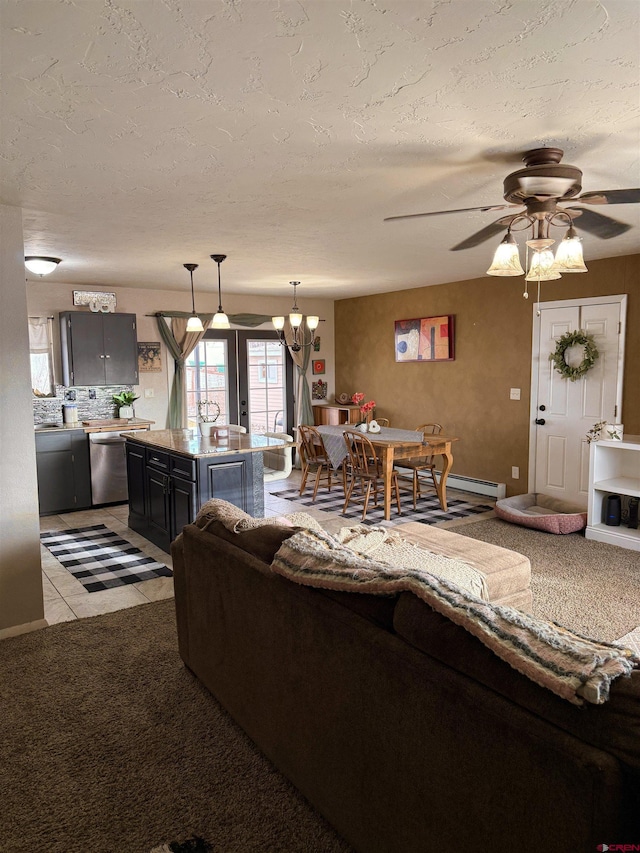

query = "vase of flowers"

[351,392,376,430]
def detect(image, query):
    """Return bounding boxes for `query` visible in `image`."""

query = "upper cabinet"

[60,312,139,386]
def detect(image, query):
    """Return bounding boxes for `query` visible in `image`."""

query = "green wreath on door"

[550,330,599,382]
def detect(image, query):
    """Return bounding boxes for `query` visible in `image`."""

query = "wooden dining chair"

[342,428,401,521]
[395,423,443,509]
[298,424,339,501]
[376,417,390,428]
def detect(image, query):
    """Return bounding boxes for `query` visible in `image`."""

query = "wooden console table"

[313,404,364,426]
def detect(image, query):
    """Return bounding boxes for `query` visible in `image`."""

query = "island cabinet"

[125,437,263,552]
[35,429,91,514]
[60,311,138,386]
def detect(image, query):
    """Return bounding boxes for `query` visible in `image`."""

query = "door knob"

[535,418,546,425]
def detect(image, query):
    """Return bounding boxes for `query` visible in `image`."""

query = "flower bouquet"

[351,392,375,430]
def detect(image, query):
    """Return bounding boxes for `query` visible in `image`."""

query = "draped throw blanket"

[272,527,640,706]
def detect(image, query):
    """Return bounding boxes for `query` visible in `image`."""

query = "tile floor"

[39,469,494,627]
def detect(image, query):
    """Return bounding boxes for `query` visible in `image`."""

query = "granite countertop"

[121,428,291,459]
[34,418,155,433]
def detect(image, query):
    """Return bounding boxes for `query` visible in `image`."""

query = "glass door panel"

[238,332,293,434]
[185,330,238,428]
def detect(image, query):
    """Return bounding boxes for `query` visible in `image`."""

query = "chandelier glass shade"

[184,263,204,333]
[210,254,230,329]
[272,281,319,352]
[25,256,62,276]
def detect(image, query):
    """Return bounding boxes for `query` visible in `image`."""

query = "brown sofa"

[172,512,640,853]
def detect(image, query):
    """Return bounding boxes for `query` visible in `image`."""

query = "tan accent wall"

[335,254,639,496]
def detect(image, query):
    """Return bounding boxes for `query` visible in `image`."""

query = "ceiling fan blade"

[565,207,632,239]
[384,204,514,222]
[576,188,640,206]
[450,220,510,251]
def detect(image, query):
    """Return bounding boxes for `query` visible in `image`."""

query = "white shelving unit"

[586,435,640,551]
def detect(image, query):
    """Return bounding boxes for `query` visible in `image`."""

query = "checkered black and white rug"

[40,524,172,592]
[272,488,494,526]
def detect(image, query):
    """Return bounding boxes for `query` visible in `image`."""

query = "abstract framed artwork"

[394,315,455,362]
[312,359,325,375]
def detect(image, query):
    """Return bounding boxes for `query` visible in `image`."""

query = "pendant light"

[552,224,588,273]
[184,263,204,333]
[486,231,524,276]
[210,254,230,329]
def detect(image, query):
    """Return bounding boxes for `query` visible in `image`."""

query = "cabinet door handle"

[99,354,105,359]
[105,354,111,358]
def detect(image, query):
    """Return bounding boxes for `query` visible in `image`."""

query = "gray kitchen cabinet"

[35,430,92,514]
[125,439,256,552]
[60,312,138,386]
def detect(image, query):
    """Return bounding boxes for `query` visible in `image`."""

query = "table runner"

[317,425,423,470]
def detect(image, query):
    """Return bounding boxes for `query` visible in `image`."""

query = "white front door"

[530,296,626,507]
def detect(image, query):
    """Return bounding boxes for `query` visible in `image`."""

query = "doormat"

[272,488,494,527]
[40,524,172,592]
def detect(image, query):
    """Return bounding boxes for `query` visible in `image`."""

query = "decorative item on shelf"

[336,393,350,404]
[551,330,599,381]
[351,392,376,429]
[112,390,139,420]
[73,290,117,313]
[586,420,624,443]
[197,399,221,435]
[210,254,230,329]
[272,281,320,353]
[25,256,62,276]
[184,263,204,332]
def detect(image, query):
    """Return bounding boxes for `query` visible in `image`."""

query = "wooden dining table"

[316,425,460,520]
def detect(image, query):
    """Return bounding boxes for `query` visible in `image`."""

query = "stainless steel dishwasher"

[89,430,129,504]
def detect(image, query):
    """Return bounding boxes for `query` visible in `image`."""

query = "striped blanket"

[271,527,640,705]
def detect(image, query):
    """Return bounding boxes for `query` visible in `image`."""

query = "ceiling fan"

[384,147,640,252]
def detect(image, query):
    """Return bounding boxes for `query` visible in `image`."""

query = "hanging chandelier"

[272,281,319,353]
[486,208,587,298]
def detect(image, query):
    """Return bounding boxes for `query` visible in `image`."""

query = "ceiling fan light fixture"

[486,232,524,276]
[25,256,62,276]
[553,226,588,273]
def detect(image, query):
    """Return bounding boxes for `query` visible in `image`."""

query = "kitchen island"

[123,428,289,552]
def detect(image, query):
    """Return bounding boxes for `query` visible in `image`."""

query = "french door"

[185,330,294,434]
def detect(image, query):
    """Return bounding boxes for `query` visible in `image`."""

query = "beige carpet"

[0,600,352,853]
[454,517,640,642]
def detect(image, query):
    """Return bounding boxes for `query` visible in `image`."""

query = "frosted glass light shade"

[553,232,587,273]
[272,315,286,331]
[186,314,204,332]
[486,235,524,276]
[525,249,561,281]
[211,311,230,329]
[25,256,61,276]
[306,315,320,331]
[289,311,303,328]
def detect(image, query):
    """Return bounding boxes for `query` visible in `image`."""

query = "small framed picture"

[394,315,455,362]
[312,359,325,375]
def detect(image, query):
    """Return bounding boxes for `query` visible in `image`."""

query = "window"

[29,316,55,397]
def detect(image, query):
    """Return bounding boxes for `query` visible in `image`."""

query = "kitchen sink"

[34,423,63,430]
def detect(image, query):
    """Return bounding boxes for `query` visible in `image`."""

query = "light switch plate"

[144,388,154,398]
[510,388,521,400]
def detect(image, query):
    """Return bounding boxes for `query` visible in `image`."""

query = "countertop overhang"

[122,428,292,459]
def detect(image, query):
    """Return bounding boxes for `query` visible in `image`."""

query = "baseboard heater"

[397,469,506,500]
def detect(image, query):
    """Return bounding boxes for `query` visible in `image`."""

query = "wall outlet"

[510,388,521,400]
[511,466,520,479]
[88,388,96,400]
[144,388,154,398]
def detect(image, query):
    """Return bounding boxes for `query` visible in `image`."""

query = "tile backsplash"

[33,385,136,424]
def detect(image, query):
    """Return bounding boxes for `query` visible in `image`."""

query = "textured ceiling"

[1,0,639,298]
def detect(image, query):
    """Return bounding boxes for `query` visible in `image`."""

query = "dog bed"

[494,493,587,534]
